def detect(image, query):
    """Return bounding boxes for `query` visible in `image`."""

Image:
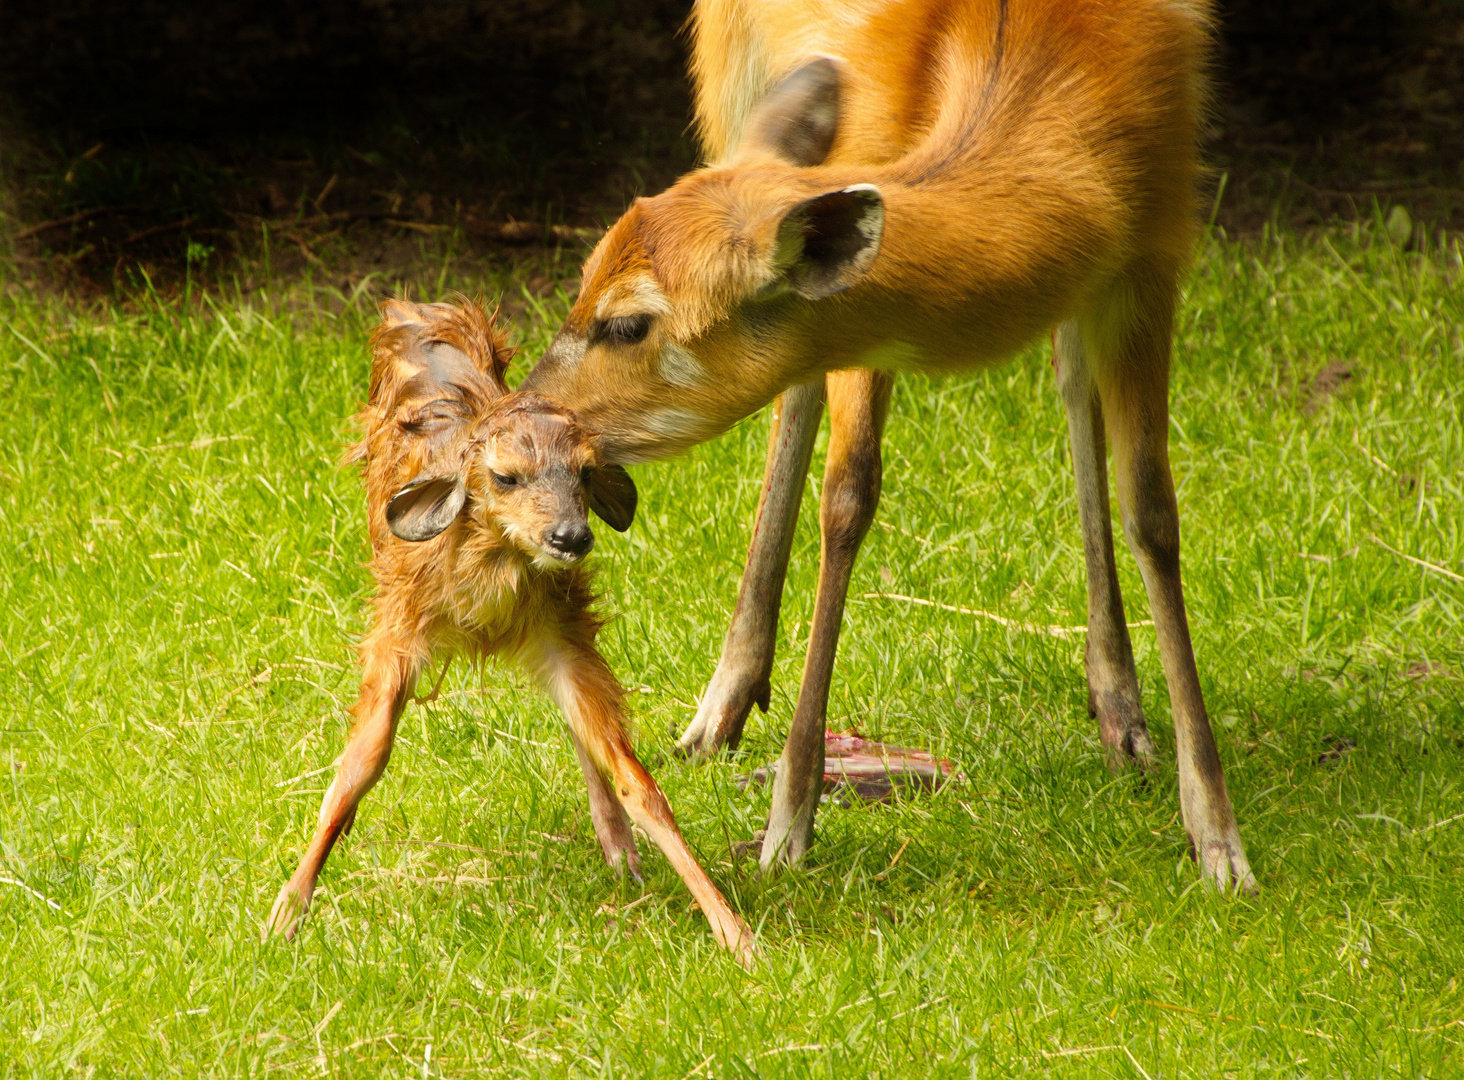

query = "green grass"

[2,224,1462,1078]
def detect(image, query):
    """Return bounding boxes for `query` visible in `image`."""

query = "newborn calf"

[264,298,753,961]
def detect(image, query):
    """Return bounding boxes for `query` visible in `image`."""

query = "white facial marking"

[658,343,705,389]
[644,407,702,439]
[595,275,671,321]
[496,517,577,573]
[480,444,512,476]
[548,333,587,370]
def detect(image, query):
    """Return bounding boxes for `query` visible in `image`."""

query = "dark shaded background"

[1,0,1460,295]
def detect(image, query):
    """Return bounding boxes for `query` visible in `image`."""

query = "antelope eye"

[599,314,652,345]
[491,473,519,488]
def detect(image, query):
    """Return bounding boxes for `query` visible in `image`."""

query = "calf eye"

[599,314,652,345]
[492,473,519,488]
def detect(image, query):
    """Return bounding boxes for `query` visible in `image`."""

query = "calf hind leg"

[1053,322,1154,767]
[570,726,641,881]
[761,370,892,871]
[1090,269,1255,892]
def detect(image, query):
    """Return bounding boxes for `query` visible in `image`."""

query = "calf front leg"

[539,637,756,964]
[762,370,892,871]
[264,636,416,940]
[677,379,825,756]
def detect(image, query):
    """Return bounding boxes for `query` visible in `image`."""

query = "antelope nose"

[547,522,593,557]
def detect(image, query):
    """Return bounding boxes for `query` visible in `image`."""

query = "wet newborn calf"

[264,299,753,961]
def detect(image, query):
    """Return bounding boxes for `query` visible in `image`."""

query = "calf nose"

[547,522,593,557]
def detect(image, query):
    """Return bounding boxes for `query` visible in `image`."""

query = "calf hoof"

[263,881,311,942]
[711,910,758,970]
[606,846,644,885]
[730,828,766,863]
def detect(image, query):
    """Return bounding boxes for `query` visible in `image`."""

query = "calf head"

[360,298,636,568]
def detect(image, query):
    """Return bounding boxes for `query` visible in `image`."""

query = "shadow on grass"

[2,0,1462,302]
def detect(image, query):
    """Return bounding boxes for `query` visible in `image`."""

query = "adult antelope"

[523,0,1256,891]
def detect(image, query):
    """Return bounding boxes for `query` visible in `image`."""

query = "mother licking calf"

[524,0,1255,890]
[265,300,754,961]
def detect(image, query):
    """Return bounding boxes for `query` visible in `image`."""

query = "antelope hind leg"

[1053,322,1154,768]
[1092,270,1255,892]
[570,724,641,881]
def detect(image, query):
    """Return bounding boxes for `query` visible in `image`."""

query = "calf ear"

[386,473,468,541]
[740,57,843,166]
[775,184,884,299]
[587,464,637,532]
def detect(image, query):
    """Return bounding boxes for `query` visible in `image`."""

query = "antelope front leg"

[762,371,891,871]
[264,642,414,939]
[545,641,755,964]
[605,744,755,965]
[677,379,825,756]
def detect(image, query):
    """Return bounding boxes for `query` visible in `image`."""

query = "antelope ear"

[587,464,637,532]
[386,473,468,541]
[740,57,843,166]
[774,184,884,299]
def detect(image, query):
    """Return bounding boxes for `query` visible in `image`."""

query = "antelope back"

[524,0,1214,462]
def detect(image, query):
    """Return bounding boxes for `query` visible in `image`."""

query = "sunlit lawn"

[2,224,1462,1077]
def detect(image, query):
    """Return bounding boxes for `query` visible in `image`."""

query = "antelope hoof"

[1092,689,1155,771]
[677,668,771,758]
[588,805,643,882]
[1103,725,1156,773]
[1188,824,1258,896]
[757,807,815,876]
[263,881,311,941]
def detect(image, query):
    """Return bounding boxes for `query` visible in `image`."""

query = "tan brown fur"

[525,0,1253,891]
[264,298,754,962]
[529,0,1212,459]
